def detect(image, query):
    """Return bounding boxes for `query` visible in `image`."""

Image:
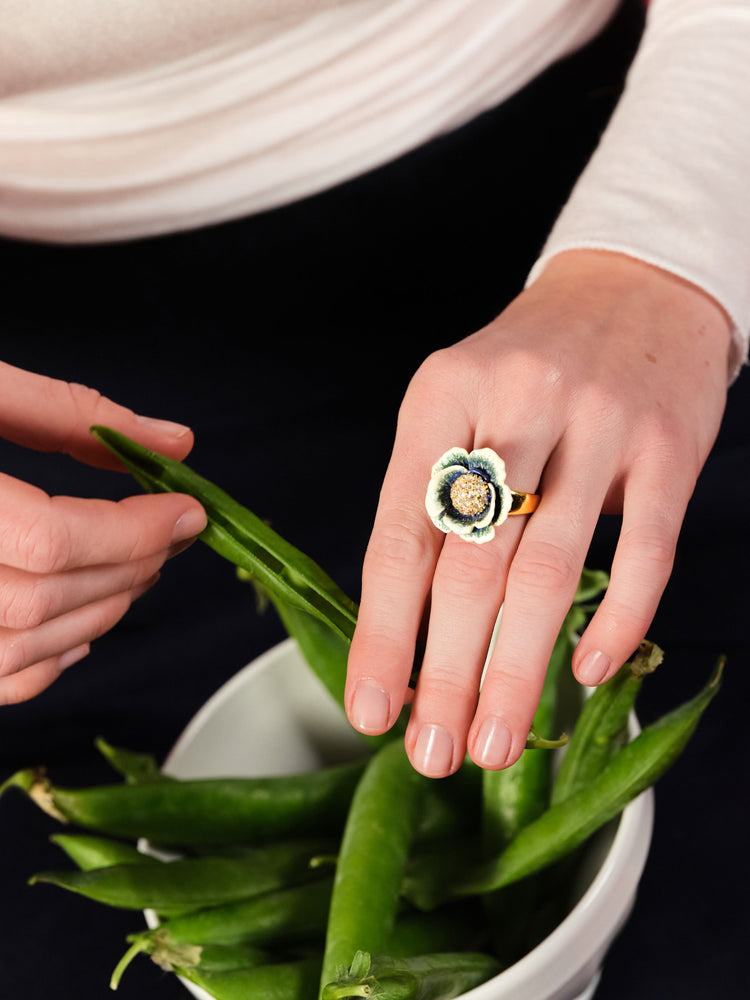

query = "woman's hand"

[346,249,732,777]
[0,361,206,704]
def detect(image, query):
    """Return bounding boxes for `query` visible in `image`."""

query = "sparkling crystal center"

[450,473,491,517]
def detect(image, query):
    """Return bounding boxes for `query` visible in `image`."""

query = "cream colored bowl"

[160,638,654,1000]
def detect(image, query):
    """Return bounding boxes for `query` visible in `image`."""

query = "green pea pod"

[320,740,431,997]
[90,425,358,643]
[552,640,663,806]
[404,658,723,909]
[1,759,365,846]
[125,878,334,951]
[95,736,173,785]
[50,833,159,871]
[480,605,584,966]
[29,838,335,914]
[177,956,322,1000]
[321,950,501,1000]
[482,605,585,853]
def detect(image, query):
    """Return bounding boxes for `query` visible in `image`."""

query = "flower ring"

[425,447,540,544]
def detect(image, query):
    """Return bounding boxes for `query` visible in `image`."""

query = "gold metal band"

[508,490,541,515]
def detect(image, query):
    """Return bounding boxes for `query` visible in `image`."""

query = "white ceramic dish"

[156,638,654,1000]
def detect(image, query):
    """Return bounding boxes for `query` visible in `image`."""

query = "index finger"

[345,430,450,735]
[0,472,206,574]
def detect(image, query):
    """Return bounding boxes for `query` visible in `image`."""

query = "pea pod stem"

[90,425,358,643]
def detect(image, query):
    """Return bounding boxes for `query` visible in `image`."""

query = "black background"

[1,2,748,995]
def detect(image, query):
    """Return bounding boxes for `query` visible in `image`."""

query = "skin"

[345,249,732,778]
[0,360,206,705]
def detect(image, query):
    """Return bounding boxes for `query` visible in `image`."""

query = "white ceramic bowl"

[160,638,654,1000]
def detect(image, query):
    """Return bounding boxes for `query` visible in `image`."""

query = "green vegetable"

[90,425,358,644]
[95,736,173,785]
[404,658,723,909]
[552,640,662,805]
[479,604,584,965]
[321,950,501,1000]
[29,839,334,914]
[49,832,160,871]
[1,759,365,846]
[177,956,322,1000]
[320,740,430,996]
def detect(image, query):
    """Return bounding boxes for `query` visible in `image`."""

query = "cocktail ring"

[425,447,540,544]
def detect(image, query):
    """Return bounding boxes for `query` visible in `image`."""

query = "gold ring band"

[509,490,541,516]
[426,446,540,544]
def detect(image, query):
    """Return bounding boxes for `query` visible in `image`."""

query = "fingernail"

[351,679,391,734]
[136,414,192,438]
[413,724,454,778]
[577,649,612,686]
[473,716,512,769]
[171,507,208,544]
[58,644,90,671]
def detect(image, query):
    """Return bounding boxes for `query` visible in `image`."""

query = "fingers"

[0,360,194,469]
[346,429,448,736]
[466,451,611,770]
[0,646,90,707]
[0,472,206,574]
[0,579,157,704]
[0,552,167,630]
[572,460,687,687]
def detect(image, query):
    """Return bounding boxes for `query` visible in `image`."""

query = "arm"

[345,0,746,777]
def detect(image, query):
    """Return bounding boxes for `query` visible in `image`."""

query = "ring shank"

[509,490,540,515]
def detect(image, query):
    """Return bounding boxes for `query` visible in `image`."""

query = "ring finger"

[405,444,547,777]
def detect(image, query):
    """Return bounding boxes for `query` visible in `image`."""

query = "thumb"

[0,361,194,470]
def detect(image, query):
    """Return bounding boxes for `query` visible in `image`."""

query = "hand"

[0,361,207,704]
[345,250,732,777]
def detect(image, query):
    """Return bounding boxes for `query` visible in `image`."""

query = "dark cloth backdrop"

[1,1,747,995]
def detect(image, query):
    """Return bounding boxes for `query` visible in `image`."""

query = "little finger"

[572,465,687,686]
[0,552,167,630]
[0,645,90,706]
[0,578,158,680]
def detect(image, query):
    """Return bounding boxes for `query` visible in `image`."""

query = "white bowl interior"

[160,638,654,1000]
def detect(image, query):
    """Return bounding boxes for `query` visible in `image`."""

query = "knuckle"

[620,520,677,578]
[364,516,433,583]
[11,509,73,575]
[0,577,53,630]
[434,543,501,602]
[511,539,579,597]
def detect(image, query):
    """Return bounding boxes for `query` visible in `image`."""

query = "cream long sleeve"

[526,0,750,379]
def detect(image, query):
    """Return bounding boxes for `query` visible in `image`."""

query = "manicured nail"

[577,649,612,686]
[473,716,512,769]
[136,414,192,438]
[413,724,454,778]
[58,644,90,671]
[351,679,391,734]
[171,507,208,544]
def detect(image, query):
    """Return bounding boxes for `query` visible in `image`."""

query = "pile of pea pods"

[0,429,725,1000]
